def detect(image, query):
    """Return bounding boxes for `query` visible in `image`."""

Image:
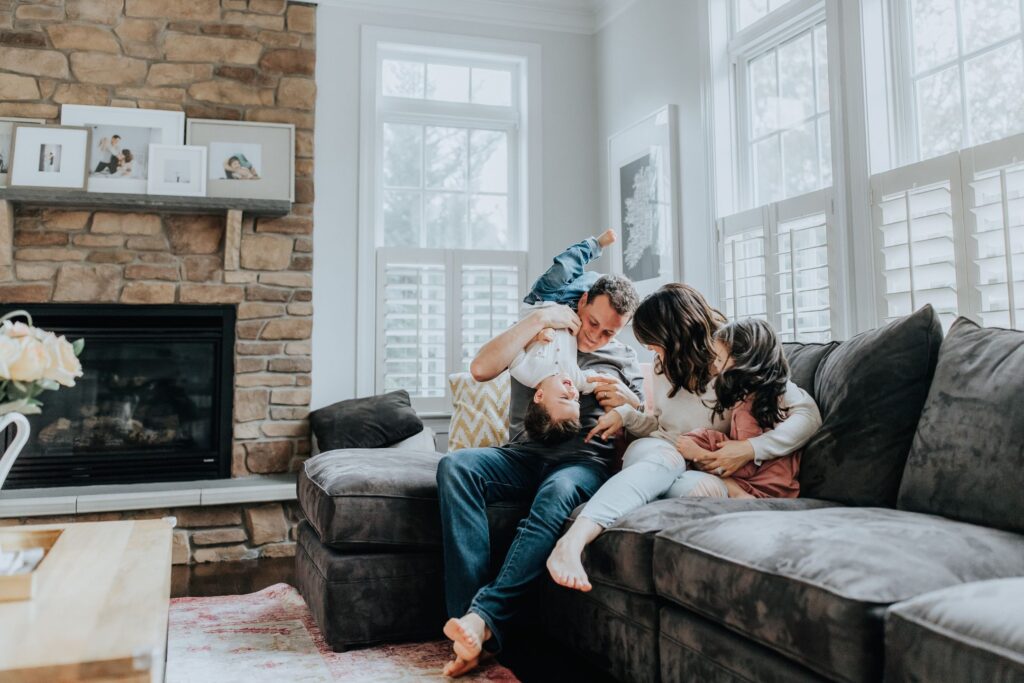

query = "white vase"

[0,412,29,492]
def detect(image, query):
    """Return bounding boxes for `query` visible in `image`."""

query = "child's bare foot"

[443,655,478,678]
[443,613,490,664]
[546,537,592,592]
[597,229,616,248]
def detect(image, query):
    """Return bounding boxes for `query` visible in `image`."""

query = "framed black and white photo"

[0,117,45,188]
[147,144,207,197]
[607,105,680,297]
[8,125,90,190]
[186,119,294,202]
[60,104,184,195]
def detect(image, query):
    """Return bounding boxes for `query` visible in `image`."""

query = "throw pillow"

[309,390,423,451]
[782,341,840,401]
[448,372,510,451]
[799,305,942,507]
[897,318,1024,533]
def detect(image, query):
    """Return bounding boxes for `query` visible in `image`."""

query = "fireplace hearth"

[2,304,235,489]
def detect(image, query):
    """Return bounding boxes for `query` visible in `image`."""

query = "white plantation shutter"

[720,206,770,321]
[870,152,966,330]
[378,248,525,411]
[772,189,835,342]
[960,133,1024,330]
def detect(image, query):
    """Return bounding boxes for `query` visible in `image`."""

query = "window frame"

[357,26,542,408]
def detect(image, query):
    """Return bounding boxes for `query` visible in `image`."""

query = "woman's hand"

[590,375,641,410]
[585,410,624,443]
[689,439,755,478]
[674,435,707,461]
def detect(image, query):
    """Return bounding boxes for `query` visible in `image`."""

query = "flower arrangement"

[0,310,84,416]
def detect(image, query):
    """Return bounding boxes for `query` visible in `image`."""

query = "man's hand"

[534,305,580,336]
[689,439,755,478]
[590,375,642,411]
[585,410,624,443]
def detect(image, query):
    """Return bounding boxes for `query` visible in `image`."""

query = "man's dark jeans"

[436,444,608,652]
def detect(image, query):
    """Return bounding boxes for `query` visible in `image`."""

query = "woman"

[545,283,821,592]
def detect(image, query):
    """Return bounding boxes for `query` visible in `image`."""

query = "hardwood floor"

[170,558,616,683]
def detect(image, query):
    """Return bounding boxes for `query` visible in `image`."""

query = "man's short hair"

[586,274,640,317]
[524,401,581,445]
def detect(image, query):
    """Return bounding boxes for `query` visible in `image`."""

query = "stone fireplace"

[0,0,317,563]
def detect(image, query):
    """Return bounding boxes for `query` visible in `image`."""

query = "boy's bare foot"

[546,537,592,592]
[597,229,616,248]
[444,613,490,664]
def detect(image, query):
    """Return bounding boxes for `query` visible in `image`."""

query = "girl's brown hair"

[711,318,790,429]
[631,283,724,397]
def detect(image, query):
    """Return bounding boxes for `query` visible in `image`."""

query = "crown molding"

[310,0,601,34]
[591,0,641,32]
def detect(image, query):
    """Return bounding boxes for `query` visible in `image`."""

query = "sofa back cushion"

[782,341,840,402]
[799,305,942,507]
[898,318,1024,533]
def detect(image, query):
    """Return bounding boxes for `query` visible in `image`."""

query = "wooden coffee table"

[0,519,173,682]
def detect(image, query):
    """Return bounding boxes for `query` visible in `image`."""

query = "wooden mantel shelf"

[0,187,291,217]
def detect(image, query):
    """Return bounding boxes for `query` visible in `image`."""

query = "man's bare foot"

[597,229,616,248]
[546,537,592,592]
[444,613,490,663]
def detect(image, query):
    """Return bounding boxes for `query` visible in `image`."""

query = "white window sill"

[0,474,297,518]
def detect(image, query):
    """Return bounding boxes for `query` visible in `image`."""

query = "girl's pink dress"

[684,397,800,499]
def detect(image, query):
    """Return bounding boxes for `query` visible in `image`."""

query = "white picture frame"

[8,125,90,190]
[607,105,680,298]
[0,117,46,188]
[60,104,184,195]
[147,144,207,197]
[186,119,295,202]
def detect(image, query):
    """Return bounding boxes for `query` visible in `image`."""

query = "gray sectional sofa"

[295,305,1024,682]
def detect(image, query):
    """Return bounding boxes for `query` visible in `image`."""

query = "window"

[360,29,536,412]
[734,4,831,208]
[734,0,797,30]
[891,0,1024,163]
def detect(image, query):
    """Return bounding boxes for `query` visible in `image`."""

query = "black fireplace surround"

[2,304,235,489]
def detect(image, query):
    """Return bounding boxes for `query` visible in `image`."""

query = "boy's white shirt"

[508,302,597,393]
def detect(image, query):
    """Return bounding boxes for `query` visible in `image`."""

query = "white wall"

[312,5,600,408]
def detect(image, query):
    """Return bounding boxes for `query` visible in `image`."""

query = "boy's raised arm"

[470,306,580,382]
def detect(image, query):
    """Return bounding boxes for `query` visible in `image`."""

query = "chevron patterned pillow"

[447,371,511,451]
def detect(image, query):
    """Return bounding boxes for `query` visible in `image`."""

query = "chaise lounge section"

[294,305,1024,681]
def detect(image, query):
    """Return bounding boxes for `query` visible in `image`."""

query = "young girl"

[546,284,820,592]
[673,318,800,499]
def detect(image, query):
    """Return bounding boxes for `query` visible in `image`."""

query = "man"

[93,134,122,174]
[436,274,644,677]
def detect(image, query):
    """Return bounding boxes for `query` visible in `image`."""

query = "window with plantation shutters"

[870,153,964,330]
[719,189,837,341]
[460,263,520,371]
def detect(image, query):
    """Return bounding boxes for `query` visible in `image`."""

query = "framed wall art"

[607,104,680,298]
[60,104,184,195]
[8,125,90,190]
[0,117,46,188]
[186,119,294,202]
[147,144,207,197]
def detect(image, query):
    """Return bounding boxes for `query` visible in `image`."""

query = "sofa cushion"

[653,507,1024,683]
[309,390,423,451]
[898,317,1024,533]
[800,305,942,507]
[781,341,839,402]
[299,448,527,550]
[885,578,1024,683]
[579,497,838,596]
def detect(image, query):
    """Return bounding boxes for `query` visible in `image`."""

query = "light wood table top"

[0,519,173,683]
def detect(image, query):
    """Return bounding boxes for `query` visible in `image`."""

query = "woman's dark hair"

[523,400,581,445]
[631,283,724,397]
[711,318,790,430]
[121,149,133,162]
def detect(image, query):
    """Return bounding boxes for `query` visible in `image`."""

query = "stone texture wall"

[0,0,317,562]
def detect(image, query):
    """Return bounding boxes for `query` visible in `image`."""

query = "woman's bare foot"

[546,537,592,592]
[597,229,616,248]
[443,651,494,678]
[443,613,490,664]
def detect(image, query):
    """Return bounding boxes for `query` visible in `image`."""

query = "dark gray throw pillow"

[799,305,942,507]
[782,341,840,402]
[310,390,424,451]
[897,318,1024,533]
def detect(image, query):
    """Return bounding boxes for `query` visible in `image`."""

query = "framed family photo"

[60,104,184,194]
[607,105,680,298]
[0,117,46,188]
[186,119,294,202]
[147,144,207,197]
[8,125,90,190]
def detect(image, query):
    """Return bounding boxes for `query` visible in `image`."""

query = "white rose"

[42,335,83,387]
[1,320,33,338]
[7,337,48,382]
[0,335,20,380]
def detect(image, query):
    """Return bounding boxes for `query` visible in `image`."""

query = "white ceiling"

[309,0,641,34]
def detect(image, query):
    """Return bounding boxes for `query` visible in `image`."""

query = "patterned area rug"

[167,583,519,682]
